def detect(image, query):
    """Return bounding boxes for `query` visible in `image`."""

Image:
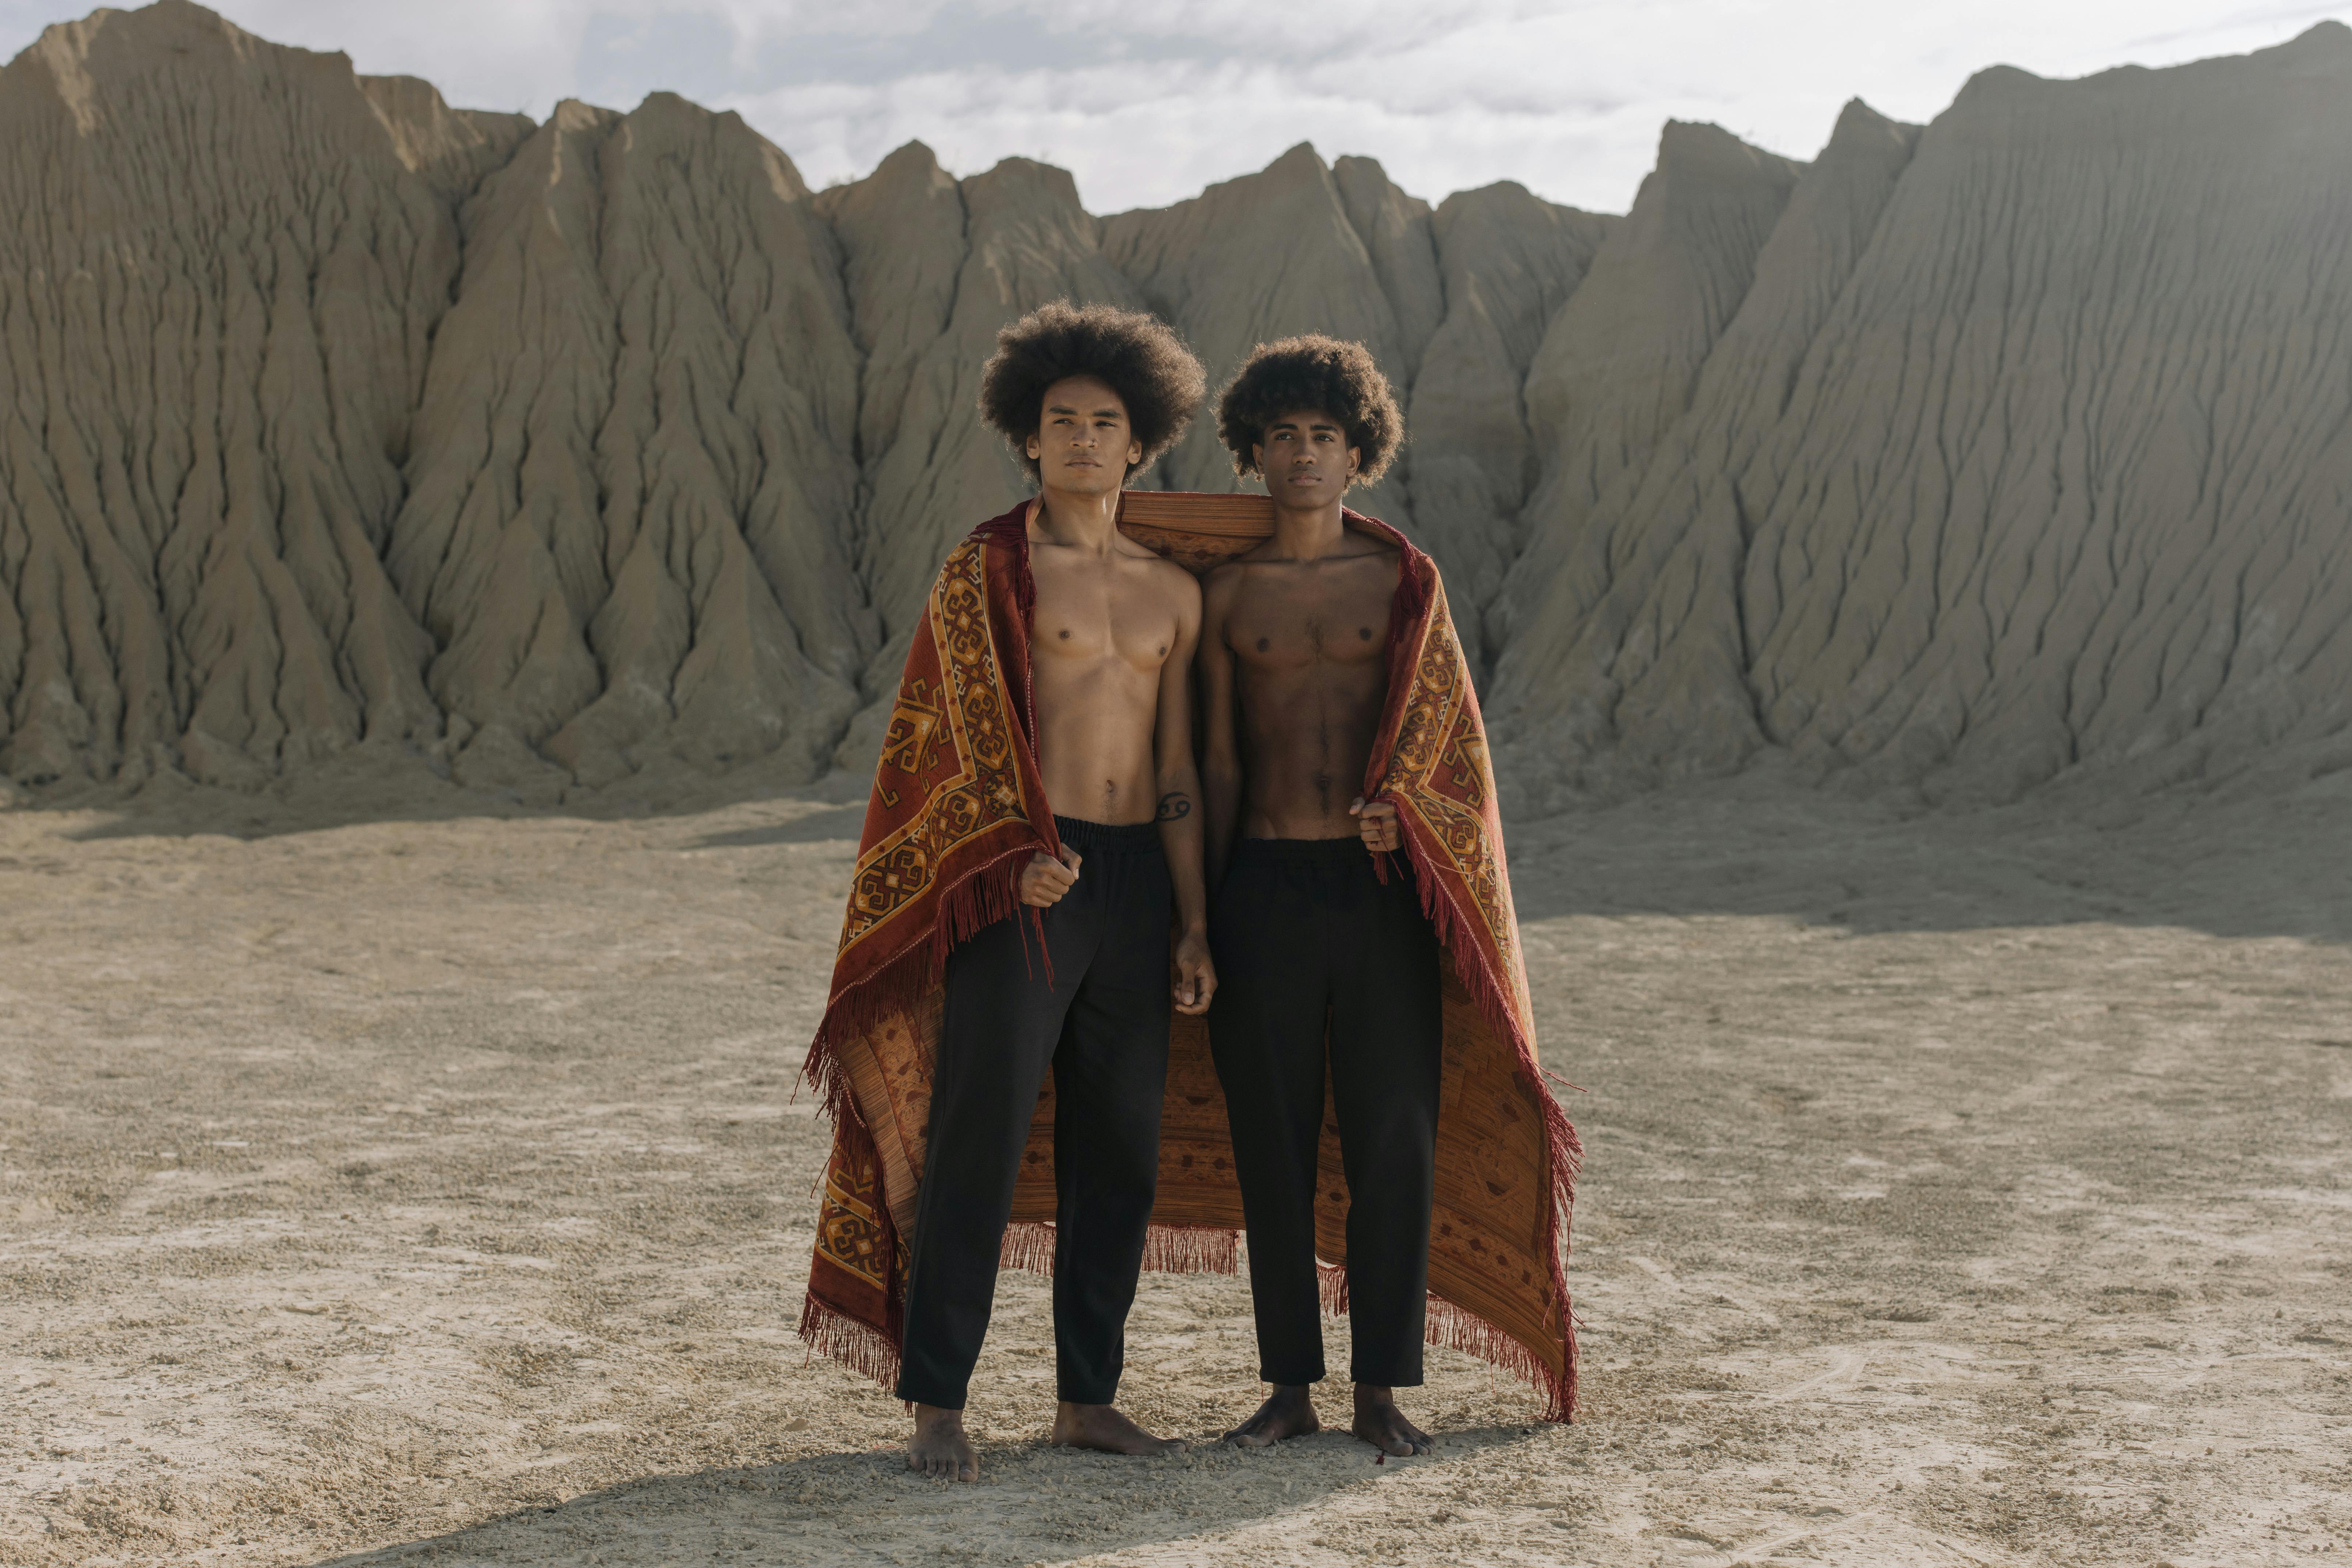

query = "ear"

[1251,442,1264,474]
[1345,445,1362,478]
[1027,432,1041,460]
[1125,435,1142,465]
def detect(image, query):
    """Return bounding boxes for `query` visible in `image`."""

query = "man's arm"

[1197,567,1244,895]
[1154,568,1213,1016]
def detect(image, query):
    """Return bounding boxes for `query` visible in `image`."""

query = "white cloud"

[4,0,2345,211]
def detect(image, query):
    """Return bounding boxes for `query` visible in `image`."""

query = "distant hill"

[5,1,2348,809]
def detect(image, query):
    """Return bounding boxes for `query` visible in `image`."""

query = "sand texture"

[4,6,2352,1562]
[1,772,2347,1564]
[9,4,2347,806]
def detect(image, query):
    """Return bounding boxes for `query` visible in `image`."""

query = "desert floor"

[3,757,2349,1567]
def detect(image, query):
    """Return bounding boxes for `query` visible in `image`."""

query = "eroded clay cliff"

[4,1,2349,808]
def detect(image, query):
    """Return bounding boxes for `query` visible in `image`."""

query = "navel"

[1257,637,1270,652]
[1057,628,1071,640]
[1358,627,1373,641]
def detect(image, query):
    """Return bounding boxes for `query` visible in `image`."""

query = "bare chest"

[1227,569,1396,672]
[1030,558,1175,673]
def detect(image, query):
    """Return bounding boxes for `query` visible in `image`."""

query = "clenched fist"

[1019,846,1082,908]
[1173,930,1217,1015]
[1349,796,1402,853]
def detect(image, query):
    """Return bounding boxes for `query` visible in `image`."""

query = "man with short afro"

[1196,335,1445,1458]
[889,300,1215,1484]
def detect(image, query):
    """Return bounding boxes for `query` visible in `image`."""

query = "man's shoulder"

[1135,549,1202,608]
[945,504,1030,569]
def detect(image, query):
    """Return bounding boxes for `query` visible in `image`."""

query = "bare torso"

[1027,509,1197,826]
[1206,536,1400,840]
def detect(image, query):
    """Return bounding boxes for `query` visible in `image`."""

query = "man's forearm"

[1157,763,1209,933]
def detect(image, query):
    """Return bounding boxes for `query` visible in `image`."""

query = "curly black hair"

[979,301,1205,481]
[1215,335,1403,485]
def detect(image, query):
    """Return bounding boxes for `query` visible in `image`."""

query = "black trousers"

[1208,838,1442,1388]
[894,817,1171,1410]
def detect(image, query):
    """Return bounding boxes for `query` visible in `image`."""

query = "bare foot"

[1351,1384,1432,1457]
[1223,1384,1320,1447]
[907,1403,977,1482]
[1051,1401,1189,1457]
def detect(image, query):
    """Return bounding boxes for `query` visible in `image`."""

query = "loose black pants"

[894,817,1171,1411]
[1208,838,1442,1388]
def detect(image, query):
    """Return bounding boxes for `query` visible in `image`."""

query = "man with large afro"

[1196,335,1446,1458]
[891,300,1215,1482]
[979,300,1204,481]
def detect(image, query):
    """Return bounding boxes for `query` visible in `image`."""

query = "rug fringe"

[999,1221,1057,1275]
[1141,1224,1240,1274]
[797,1291,902,1392]
[801,845,1036,1131]
[997,1221,1241,1277]
[1310,1260,1571,1422]
[1426,1294,1573,1423]
[1318,1258,1350,1315]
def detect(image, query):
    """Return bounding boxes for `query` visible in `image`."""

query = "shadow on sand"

[306,1424,1538,1567]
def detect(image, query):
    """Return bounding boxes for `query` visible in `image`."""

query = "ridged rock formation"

[4,1,2349,808]
[1488,32,2352,805]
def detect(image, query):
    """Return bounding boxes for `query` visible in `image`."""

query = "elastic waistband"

[1231,835,1377,865]
[1053,815,1163,855]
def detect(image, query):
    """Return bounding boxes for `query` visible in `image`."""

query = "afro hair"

[979,301,1205,481]
[1215,335,1403,485]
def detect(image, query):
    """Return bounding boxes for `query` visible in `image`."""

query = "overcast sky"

[4,1,2347,212]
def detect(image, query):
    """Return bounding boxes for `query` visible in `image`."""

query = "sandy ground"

[2,757,2349,1567]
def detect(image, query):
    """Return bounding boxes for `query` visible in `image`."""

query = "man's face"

[1253,408,1360,510]
[1026,375,1141,495]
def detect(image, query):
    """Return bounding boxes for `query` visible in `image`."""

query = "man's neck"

[1265,498,1350,562]
[1032,482,1125,554]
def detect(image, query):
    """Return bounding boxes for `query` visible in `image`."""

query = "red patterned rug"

[799,492,1579,1420]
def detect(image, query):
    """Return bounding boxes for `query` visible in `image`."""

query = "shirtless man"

[1198,336,1438,1458]
[899,302,1216,1482]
